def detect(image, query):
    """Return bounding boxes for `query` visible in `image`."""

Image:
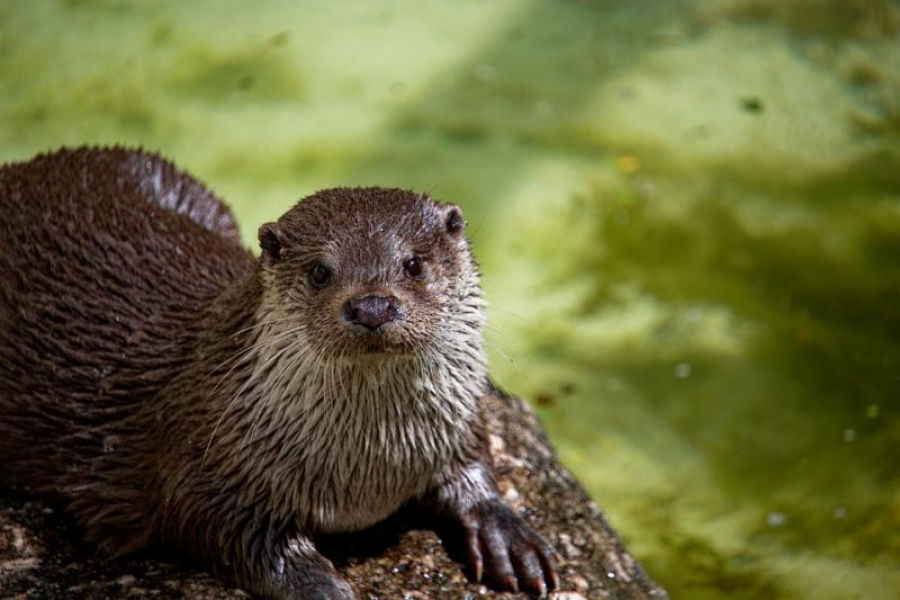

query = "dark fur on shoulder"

[0,147,558,599]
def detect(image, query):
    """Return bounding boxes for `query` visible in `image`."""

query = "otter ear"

[258,222,284,261]
[444,204,466,238]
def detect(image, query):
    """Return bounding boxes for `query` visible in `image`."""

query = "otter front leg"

[228,531,355,600]
[425,462,560,596]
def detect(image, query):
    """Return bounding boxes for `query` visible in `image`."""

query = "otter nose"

[343,295,399,330]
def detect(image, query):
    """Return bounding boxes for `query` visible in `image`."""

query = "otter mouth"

[359,335,408,355]
[339,292,414,356]
[363,339,386,354]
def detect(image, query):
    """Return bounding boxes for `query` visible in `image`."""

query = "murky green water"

[2,1,899,597]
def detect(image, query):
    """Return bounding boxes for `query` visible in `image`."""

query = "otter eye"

[309,263,332,288]
[403,257,424,279]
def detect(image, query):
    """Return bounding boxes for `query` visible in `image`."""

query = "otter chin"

[0,147,559,600]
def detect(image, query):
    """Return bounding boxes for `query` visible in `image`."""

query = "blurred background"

[2,0,899,597]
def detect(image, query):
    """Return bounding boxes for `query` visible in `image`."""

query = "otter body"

[0,148,557,599]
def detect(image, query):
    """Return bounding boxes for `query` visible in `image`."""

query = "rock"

[0,391,666,599]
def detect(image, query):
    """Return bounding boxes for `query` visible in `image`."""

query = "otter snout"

[343,295,400,330]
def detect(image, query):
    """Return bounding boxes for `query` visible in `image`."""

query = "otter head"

[256,187,482,359]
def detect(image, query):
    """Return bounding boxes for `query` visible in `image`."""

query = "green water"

[2,1,899,597]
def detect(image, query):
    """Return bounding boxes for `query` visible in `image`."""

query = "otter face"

[257,187,480,357]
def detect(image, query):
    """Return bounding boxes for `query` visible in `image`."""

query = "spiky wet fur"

[0,147,504,596]
[199,280,487,534]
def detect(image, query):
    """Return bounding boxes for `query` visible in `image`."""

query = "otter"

[0,147,558,599]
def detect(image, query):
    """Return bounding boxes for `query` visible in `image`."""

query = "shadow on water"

[323,0,699,224]
[528,158,900,596]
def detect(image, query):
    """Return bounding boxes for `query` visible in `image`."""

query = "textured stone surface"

[0,392,665,599]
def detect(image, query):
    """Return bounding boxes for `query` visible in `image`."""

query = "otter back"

[0,147,254,547]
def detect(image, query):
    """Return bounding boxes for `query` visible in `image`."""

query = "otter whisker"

[240,335,307,451]
[481,335,519,368]
[206,324,309,400]
[229,317,302,339]
[202,324,308,465]
[207,322,308,379]
[486,306,535,326]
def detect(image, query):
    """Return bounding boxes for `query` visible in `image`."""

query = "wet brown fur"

[0,147,255,549]
[0,147,557,599]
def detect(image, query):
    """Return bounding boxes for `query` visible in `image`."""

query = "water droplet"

[833,507,847,519]
[675,363,692,378]
[766,511,787,527]
[534,100,554,117]
[606,571,617,579]
[686,306,703,322]
[843,429,857,442]
[473,64,496,81]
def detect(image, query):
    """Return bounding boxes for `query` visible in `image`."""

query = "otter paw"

[275,542,357,600]
[461,500,559,596]
[292,578,356,600]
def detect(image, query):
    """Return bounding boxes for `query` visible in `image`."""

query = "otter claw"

[463,500,559,595]
[466,523,484,582]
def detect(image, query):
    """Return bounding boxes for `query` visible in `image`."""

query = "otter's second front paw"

[461,500,559,596]
[293,578,356,600]
[268,536,357,600]
[280,571,355,600]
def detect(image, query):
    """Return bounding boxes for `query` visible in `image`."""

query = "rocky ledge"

[0,391,665,599]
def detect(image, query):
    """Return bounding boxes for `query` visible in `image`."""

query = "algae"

[1,0,899,598]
